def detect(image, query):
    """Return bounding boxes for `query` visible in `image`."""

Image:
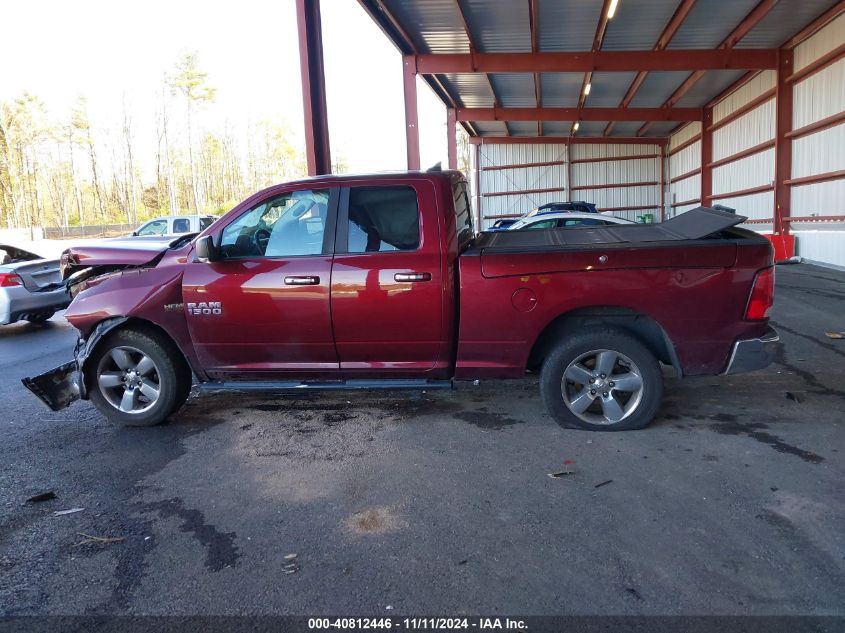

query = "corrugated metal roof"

[489,73,538,107]
[574,121,607,136]
[628,71,691,107]
[540,72,583,107]
[674,70,747,108]
[607,121,645,136]
[737,0,839,48]
[440,73,495,107]
[601,0,681,51]
[667,0,761,49]
[585,72,638,107]
[542,121,575,135]
[462,0,532,52]
[473,121,509,135]
[644,121,681,137]
[537,0,603,52]
[382,0,469,54]
[506,121,540,136]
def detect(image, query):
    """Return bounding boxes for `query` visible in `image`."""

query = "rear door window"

[172,218,191,233]
[345,186,419,253]
[137,219,168,236]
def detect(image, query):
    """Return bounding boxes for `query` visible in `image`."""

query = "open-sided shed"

[297,0,845,266]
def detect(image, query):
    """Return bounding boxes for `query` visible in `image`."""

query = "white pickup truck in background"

[132,215,217,237]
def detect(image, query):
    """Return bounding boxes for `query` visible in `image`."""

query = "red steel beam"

[411,49,777,74]
[458,107,702,122]
[403,57,421,170]
[660,143,666,221]
[782,0,845,49]
[786,110,845,140]
[671,197,701,207]
[700,107,713,206]
[785,169,845,187]
[774,48,793,235]
[669,167,701,184]
[705,70,760,109]
[576,0,614,132]
[711,183,774,201]
[528,0,543,136]
[605,0,698,136]
[570,153,660,164]
[483,160,566,171]
[571,180,660,192]
[469,136,669,145]
[447,108,458,170]
[784,215,845,222]
[295,0,332,175]
[483,186,566,198]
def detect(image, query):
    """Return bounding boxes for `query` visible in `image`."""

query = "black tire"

[540,326,663,431]
[87,329,191,427]
[25,310,55,324]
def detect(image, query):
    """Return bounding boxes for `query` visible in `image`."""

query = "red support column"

[447,108,457,170]
[774,48,794,235]
[701,107,713,207]
[403,56,421,170]
[659,143,666,221]
[474,143,482,230]
[295,0,331,175]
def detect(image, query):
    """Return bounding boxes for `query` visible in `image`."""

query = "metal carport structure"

[296,0,845,265]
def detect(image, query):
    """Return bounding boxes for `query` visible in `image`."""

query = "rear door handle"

[394,272,432,282]
[284,275,320,285]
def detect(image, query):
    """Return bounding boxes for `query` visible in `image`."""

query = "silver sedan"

[0,244,70,325]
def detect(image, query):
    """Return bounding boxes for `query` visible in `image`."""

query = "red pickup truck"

[24,170,778,431]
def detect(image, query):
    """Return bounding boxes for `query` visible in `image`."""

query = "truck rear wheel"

[88,329,190,427]
[540,327,663,431]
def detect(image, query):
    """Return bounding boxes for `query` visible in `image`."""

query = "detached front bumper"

[22,361,81,411]
[723,326,779,375]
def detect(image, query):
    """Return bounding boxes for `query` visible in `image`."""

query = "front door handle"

[394,272,432,282]
[284,275,320,285]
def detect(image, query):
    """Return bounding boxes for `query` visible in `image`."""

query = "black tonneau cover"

[476,207,746,250]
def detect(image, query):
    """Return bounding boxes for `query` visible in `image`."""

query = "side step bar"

[199,379,454,393]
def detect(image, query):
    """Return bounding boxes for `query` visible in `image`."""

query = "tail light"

[745,267,774,321]
[0,273,23,287]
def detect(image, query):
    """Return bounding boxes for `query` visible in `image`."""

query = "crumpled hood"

[61,235,193,279]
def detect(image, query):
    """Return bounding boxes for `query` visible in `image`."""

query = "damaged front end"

[22,318,129,411]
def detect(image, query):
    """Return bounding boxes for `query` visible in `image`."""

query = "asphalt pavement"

[0,263,843,617]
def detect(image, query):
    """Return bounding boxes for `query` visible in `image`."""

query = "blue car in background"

[487,201,599,231]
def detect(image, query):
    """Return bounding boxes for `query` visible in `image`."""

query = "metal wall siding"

[480,165,566,195]
[791,179,845,215]
[478,143,566,167]
[792,230,845,267]
[792,59,845,128]
[712,71,776,123]
[672,203,701,217]
[669,122,702,151]
[463,0,532,52]
[712,148,775,194]
[669,141,701,176]
[670,173,701,206]
[794,13,845,71]
[572,159,660,186]
[792,123,845,178]
[587,186,661,214]
[712,100,776,161]
[716,191,775,220]
[482,192,570,222]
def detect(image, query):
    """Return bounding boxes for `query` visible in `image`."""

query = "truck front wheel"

[540,327,663,431]
[88,329,191,427]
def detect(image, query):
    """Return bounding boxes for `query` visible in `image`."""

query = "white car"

[132,215,216,237]
[0,244,70,325]
[507,212,635,231]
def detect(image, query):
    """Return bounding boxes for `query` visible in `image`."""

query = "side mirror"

[131,231,138,236]
[194,235,219,262]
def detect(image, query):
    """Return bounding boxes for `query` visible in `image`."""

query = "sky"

[0,0,448,175]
